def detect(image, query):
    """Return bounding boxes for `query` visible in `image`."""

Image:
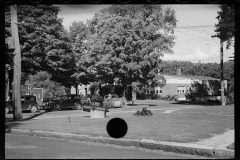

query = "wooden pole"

[10,5,23,120]
[220,38,225,105]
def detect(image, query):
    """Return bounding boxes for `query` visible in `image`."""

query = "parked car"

[42,97,61,111]
[80,95,91,105]
[58,94,83,110]
[5,95,40,114]
[103,94,123,108]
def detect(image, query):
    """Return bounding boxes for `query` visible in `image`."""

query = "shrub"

[160,94,171,100]
[134,107,153,116]
[169,95,178,101]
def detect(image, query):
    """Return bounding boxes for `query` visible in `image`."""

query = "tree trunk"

[75,84,78,95]
[131,83,136,105]
[99,83,102,96]
[5,69,9,101]
[122,76,126,98]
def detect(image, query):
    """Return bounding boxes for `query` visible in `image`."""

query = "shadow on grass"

[5,110,48,132]
[171,100,222,106]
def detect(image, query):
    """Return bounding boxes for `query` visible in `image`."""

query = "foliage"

[5,5,75,86]
[215,4,235,49]
[84,5,177,97]
[24,71,65,98]
[160,60,234,96]
[67,21,94,88]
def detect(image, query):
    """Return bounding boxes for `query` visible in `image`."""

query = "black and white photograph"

[5,2,235,159]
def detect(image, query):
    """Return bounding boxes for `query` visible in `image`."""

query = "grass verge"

[6,107,234,143]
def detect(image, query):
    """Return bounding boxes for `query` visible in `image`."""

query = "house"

[70,83,123,97]
[144,69,228,101]
[71,69,228,102]
[71,84,90,96]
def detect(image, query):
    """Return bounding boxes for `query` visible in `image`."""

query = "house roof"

[163,74,219,81]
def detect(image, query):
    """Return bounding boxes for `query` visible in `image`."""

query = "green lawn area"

[6,104,234,143]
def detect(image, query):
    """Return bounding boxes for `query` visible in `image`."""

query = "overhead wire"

[173,5,217,25]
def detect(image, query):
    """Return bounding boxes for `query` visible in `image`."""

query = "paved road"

[5,134,208,159]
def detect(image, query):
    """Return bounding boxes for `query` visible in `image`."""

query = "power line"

[174,5,216,25]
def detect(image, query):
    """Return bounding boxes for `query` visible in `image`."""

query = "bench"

[82,105,109,118]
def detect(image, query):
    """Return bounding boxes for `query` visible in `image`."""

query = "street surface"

[5,134,208,159]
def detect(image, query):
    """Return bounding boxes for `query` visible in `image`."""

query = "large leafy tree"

[84,5,177,97]
[5,5,74,85]
[215,4,235,49]
[66,21,95,93]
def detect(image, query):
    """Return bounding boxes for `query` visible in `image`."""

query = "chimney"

[177,69,181,75]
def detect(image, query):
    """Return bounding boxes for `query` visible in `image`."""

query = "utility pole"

[10,5,23,120]
[220,38,225,106]
[211,34,225,105]
[212,23,234,106]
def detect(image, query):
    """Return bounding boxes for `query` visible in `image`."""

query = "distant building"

[144,69,227,101]
[71,84,90,96]
[70,69,228,102]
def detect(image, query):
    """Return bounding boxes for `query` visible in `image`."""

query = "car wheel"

[30,105,37,113]
[5,107,10,114]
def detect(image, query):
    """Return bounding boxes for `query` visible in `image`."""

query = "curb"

[6,128,234,158]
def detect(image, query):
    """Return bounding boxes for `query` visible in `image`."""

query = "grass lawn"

[6,105,234,143]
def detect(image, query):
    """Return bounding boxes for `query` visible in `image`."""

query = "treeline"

[160,60,234,96]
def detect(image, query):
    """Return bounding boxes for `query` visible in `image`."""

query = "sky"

[55,4,234,64]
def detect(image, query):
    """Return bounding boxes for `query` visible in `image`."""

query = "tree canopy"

[5,5,75,86]
[82,5,177,96]
[215,4,235,49]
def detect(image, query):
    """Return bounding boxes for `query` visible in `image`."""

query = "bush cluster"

[134,107,153,116]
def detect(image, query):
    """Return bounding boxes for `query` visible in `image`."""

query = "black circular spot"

[106,118,128,139]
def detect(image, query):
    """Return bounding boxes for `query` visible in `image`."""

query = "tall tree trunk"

[122,76,126,98]
[75,84,78,95]
[99,83,102,96]
[131,83,136,105]
[5,69,9,101]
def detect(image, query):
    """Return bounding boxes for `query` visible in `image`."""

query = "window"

[177,86,185,93]
[155,87,162,94]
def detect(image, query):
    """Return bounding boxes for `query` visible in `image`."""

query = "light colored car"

[5,95,40,114]
[103,94,123,108]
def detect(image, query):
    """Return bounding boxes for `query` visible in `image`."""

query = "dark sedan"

[5,95,40,114]
[58,94,83,110]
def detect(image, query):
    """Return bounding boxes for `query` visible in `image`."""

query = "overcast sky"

[55,4,234,64]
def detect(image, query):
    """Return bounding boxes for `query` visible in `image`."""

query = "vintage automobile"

[80,95,91,105]
[103,94,124,109]
[42,97,61,111]
[58,94,83,110]
[5,95,40,114]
